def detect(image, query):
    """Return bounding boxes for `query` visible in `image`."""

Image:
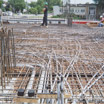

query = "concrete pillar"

[67,17,72,27]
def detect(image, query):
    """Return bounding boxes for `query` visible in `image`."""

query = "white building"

[53,6,62,16]
[53,4,97,20]
[70,6,86,16]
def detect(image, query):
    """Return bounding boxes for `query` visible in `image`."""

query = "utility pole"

[67,0,72,26]
[25,0,28,13]
[12,0,15,13]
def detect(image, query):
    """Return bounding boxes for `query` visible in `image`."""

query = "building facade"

[53,4,97,20]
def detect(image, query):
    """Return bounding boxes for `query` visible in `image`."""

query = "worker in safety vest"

[41,2,48,27]
[98,15,104,27]
[101,16,104,23]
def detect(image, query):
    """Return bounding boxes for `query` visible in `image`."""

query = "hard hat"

[45,2,48,5]
[100,15,103,18]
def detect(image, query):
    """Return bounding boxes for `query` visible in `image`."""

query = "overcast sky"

[4,0,94,4]
[70,0,94,4]
[27,0,94,4]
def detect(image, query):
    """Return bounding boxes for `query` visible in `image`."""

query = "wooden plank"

[13,93,72,103]
[88,103,95,104]
[64,94,71,98]
[37,94,57,99]
[87,22,99,27]
[13,97,38,103]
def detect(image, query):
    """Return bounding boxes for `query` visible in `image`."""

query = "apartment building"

[53,4,97,20]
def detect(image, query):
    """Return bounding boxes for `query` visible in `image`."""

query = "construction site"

[1,0,104,102]
[0,20,103,104]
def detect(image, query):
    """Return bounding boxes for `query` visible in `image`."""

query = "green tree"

[36,5,42,14]
[29,7,37,14]
[29,0,62,13]
[29,2,37,8]
[29,0,44,14]
[0,0,3,8]
[93,0,104,15]
[46,0,62,11]
[8,0,26,12]
[5,3,11,11]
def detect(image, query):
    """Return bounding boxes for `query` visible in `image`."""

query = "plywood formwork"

[0,24,104,104]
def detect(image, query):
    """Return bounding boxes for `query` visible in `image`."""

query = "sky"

[70,0,94,4]
[4,0,94,4]
[27,0,94,4]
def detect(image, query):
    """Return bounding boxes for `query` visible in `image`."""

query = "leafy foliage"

[93,0,99,3]
[5,3,12,11]
[29,0,62,14]
[93,0,104,4]
[93,0,104,14]
[8,0,26,12]
[2,0,62,14]
[29,7,37,14]
[0,0,3,8]
[46,0,62,10]
[29,2,37,8]
[93,0,104,7]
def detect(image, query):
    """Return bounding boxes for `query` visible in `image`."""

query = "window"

[75,10,79,13]
[70,9,74,13]
[81,9,85,12]
[89,7,96,15]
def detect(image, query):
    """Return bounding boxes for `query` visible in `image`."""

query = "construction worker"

[41,2,48,27]
[0,8,2,26]
[101,15,104,23]
[98,15,104,27]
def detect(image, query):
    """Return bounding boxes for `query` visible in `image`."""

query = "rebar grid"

[0,24,104,104]
[0,27,16,90]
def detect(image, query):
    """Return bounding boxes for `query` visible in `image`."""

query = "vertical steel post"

[46,86,49,104]
[12,28,16,67]
[57,80,61,104]
[1,36,3,90]
[61,76,64,104]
